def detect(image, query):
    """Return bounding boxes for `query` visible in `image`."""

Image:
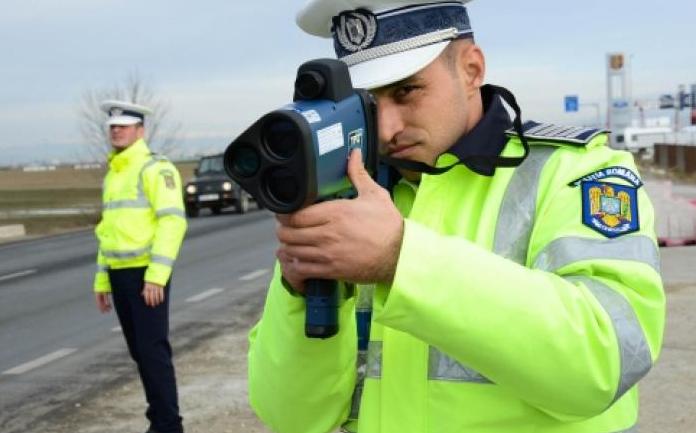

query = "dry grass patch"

[0,162,196,238]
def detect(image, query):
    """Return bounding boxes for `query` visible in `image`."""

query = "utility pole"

[676,84,685,132]
[691,83,696,126]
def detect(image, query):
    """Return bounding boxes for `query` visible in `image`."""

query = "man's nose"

[375,96,405,145]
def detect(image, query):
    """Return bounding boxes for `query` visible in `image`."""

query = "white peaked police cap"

[100,100,153,126]
[296,0,474,89]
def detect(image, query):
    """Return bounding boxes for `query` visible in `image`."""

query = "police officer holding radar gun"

[93,100,187,433]
[225,1,666,432]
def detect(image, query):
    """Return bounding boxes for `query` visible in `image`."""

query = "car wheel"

[236,193,249,214]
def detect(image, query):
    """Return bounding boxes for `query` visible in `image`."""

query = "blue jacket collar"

[447,84,512,176]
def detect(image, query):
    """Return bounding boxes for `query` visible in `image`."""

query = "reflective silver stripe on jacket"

[428,346,491,383]
[348,341,381,421]
[534,236,660,274]
[103,155,163,211]
[365,340,382,379]
[348,286,377,421]
[103,198,150,210]
[156,207,186,219]
[150,254,175,267]
[493,145,558,265]
[101,246,151,259]
[565,276,652,403]
[96,264,109,273]
[348,351,367,421]
[427,145,558,383]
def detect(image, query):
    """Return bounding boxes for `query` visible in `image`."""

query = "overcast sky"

[1,0,694,164]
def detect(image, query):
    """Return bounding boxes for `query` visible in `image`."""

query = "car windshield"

[198,156,224,174]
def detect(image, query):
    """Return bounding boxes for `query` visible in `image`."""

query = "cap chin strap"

[380,84,530,175]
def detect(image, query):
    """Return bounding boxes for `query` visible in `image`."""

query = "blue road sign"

[565,95,579,112]
[612,99,629,109]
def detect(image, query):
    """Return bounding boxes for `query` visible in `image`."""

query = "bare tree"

[79,72,182,161]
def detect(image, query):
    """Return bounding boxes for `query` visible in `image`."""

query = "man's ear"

[457,41,486,93]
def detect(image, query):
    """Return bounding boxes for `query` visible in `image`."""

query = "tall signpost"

[691,84,696,126]
[669,84,696,130]
[606,53,632,149]
[676,84,686,131]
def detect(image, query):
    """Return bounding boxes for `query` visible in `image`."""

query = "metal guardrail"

[645,180,696,246]
[0,208,100,218]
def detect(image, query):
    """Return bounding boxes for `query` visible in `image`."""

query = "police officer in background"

[93,100,187,433]
[248,1,666,433]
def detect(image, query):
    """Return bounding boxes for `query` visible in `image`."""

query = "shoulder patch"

[506,121,607,145]
[582,181,639,238]
[160,168,176,189]
[569,166,643,188]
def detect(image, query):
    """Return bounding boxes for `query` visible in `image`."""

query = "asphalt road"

[0,208,277,431]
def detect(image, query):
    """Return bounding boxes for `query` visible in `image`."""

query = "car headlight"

[222,181,233,191]
[186,184,197,194]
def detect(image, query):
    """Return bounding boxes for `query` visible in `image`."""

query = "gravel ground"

[27,282,696,433]
[30,291,271,433]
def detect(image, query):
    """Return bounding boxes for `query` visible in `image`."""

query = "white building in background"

[73,163,103,170]
[620,126,673,154]
[620,124,696,161]
[22,165,56,172]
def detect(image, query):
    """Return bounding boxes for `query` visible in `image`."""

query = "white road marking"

[0,269,37,283]
[186,288,224,303]
[111,326,121,333]
[239,269,269,281]
[2,348,77,375]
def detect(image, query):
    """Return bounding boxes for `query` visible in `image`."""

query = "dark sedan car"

[184,154,253,217]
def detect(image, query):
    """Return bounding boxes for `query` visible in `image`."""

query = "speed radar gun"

[223,58,379,339]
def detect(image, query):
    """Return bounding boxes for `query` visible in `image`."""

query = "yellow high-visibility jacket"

[93,139,187,293]
[248,131,665,433]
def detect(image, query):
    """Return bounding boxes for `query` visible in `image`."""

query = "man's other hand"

[142,282,165,307]
[95,292,112,313]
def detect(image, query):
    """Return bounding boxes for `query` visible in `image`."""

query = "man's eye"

[394,85,420,99]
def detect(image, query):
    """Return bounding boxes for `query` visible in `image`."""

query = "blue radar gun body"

[223,59,379,338]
